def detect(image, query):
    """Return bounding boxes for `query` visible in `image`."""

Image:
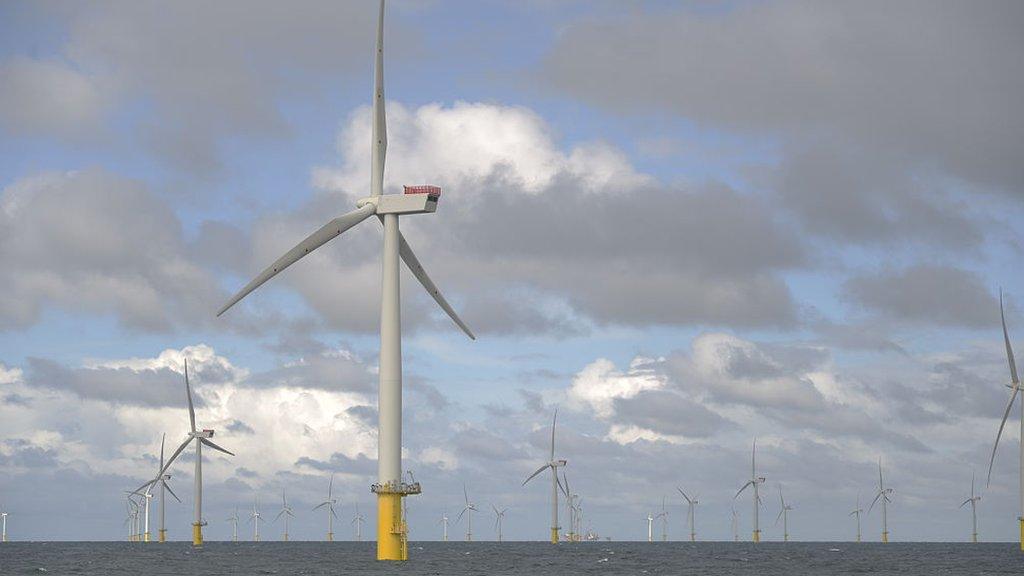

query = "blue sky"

[1,0,1024,543]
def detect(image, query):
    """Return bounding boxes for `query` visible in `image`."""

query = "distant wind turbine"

[275,489,295,541]
[677,488,698,542]
[457,484,478,541]
[775,484,793,542]
[249,495,262,542]
[987,289,1023,551]
[214,0,475,561]
[153,434,181,543]
[731,506,739,542]
[735,439,766,542]
[523,409,567,544]
[438,511,449,542]
[492,505,508,542]
[850,494,863,543]
[1,508,6,542]
[352,503,366,541]
[656,497,668,542]
[141,359,234,546]
[868,458,894,543]
[312,473,339,542]
[646,512,654,543]
[226,508,239,542]
[960,470,982,543]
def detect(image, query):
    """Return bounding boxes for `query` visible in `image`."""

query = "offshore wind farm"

[2,0,1024,574]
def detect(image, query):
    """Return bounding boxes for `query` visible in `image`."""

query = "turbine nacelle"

[191,429,215,439]
[356,192,438,215]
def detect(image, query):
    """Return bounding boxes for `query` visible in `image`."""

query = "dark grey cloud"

[543,1,1024,195]
[0,438,58,468]
[225,419,255,435]
[295,452,376,476]
[244,351,373,393]
[24,358,187,407]
[612,389,731,438]
[844,265,997,327]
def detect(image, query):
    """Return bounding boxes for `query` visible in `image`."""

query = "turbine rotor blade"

[523,464,549,486]
[867,491,883,514]
[987,383,1019,485]
[200,438,235,457]
[1001,289,1019,384]
[163,481,182,503]
[550,409,557,461]
[156,437,192,480]
[370,0,387,197]
[734,481,753,499]
[398,233,475,340]
[184,359,196,433]
[217,204,377,317]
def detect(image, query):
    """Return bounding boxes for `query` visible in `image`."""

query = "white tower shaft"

[193,438,202,544]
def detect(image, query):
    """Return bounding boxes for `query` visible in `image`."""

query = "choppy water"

[0,541,1020,575]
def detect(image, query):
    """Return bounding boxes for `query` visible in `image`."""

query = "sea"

[0,541,1020,575]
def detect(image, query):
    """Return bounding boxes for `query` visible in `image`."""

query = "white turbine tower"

[960,470,982,543]
[2,508,8,542]
[492,505,508,542]
[312,474,339,542]
[522,410,567,544]
[561,471,577,542]
[438,511,449,542]
[775,484,793,542]
[457,484,478,542]
[677,488,698,542]
[227,508,239,542]
[850,494,863,543]
[868,458,894,543]
[735,439,766,542]
[153,434,181,543]
[353,503,366,541]
[987,289,1023,551]
[646,513,654,543]
[250,495,262,542]
[215,0,474,561]
[145,359,234,546]
[731,506,739,542]
[275,489,295,541]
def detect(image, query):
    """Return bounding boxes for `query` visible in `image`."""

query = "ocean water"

[0,541,1020,575]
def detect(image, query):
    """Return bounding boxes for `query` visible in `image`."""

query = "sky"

[1,0,1023,543]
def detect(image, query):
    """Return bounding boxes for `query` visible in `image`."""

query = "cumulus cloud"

[844,265,998,327]
[0,57,108,138]
[0,170,231,332]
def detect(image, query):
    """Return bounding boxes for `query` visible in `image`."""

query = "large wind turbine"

[215,0,474,561]
[775,484,793,542]
[987,289,1023,551]
[438,511,449,542]
[850,494,863,543]
[457,484,477,541]
[144,359,234,546]
[735,439,766,542]
[523,410,567,544]
[677,488,698,542]
[275,490,295,541]
[868,458,894,543]
[960,470,982,543]
[492,505,508,542]
[312,474,339,541]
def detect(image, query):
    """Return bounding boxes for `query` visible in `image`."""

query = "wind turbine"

[353,503,366,541]
[960,470,982,543]
[646,513,654,543]
[214,0,475,562]
[735,439,766,542]
[127,495,140,542]
[561,471,577,542]
[677,488,698,542]
[123,499,134,542]
[143,359,234,546]
[1,508,6,542]
[227,508,239,542]
[275,489,295,541]
[457,484,477,541]
[987,289,1023,551]
[656,497,668,542]
[438,511,449,542]
[775,484,793,542]
[850,494,863,543]
[153,434,181,543]
[522,409,567,544]
[492,505,508,542]
[312,473,339,542]
[250,495,262,542]
[868,458,894,543]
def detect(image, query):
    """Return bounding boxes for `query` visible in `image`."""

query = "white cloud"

[0,57,107,138]
[568,356,666,418]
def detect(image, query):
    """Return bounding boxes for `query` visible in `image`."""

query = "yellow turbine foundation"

[881,531,888,543]
[192,523,203,547]
[551,527,559,544]
[1019,518,1023,551]
[752,530,760,543]
[144,531,151,543]
[327,532,333,542]
[158,529,166,543]
[377,493,407,561]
